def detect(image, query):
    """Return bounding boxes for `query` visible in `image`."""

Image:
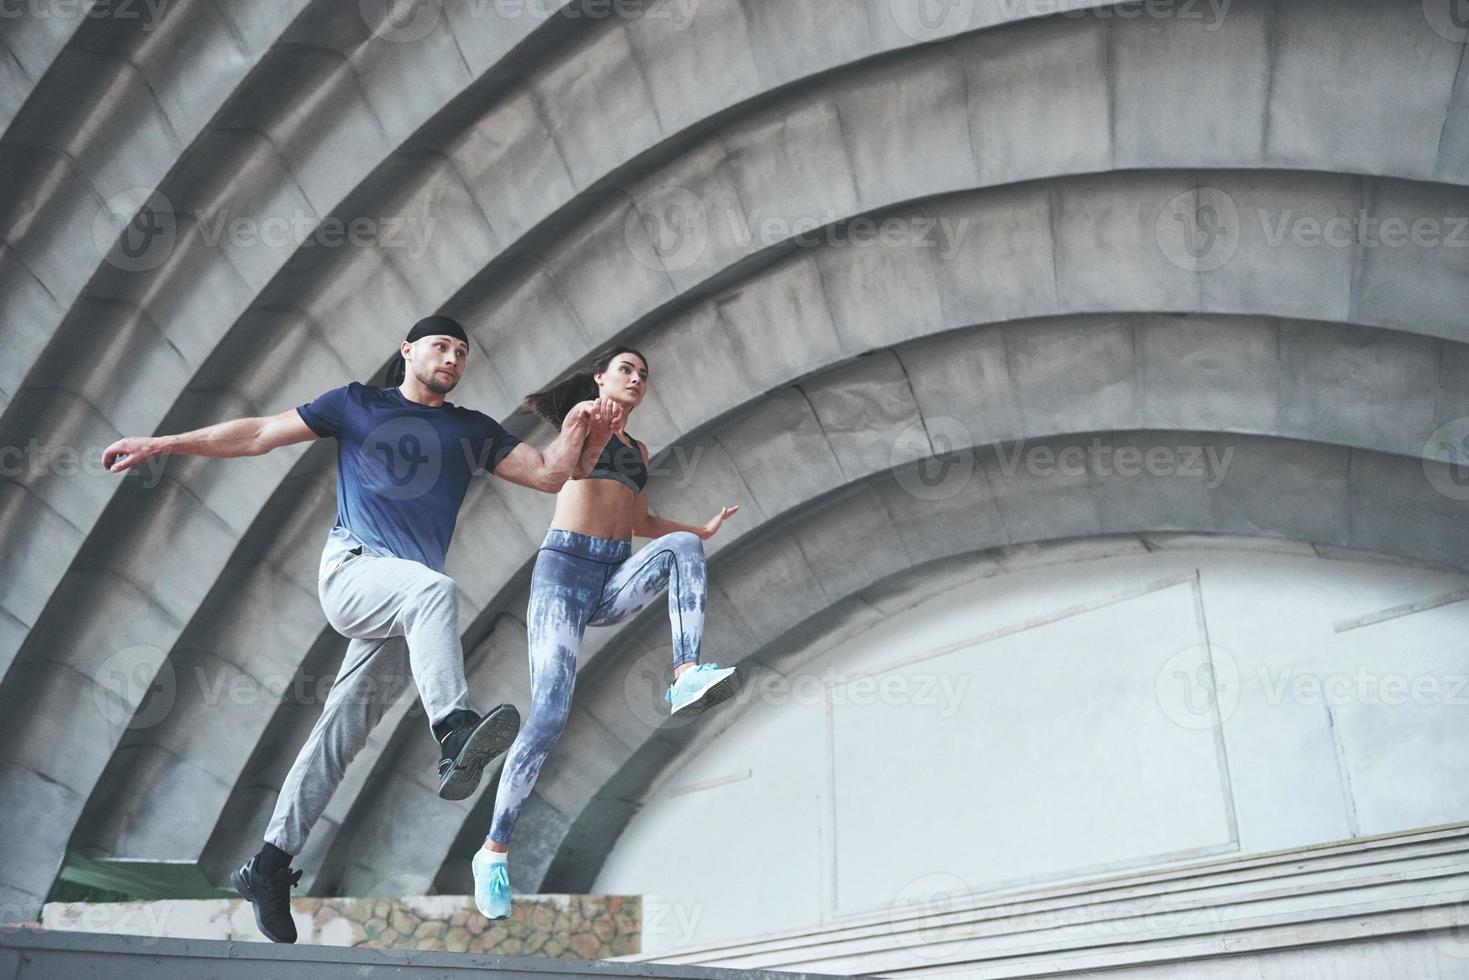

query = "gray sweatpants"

[264,527,471,855]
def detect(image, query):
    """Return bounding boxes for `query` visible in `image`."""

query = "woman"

[473,346,741,920]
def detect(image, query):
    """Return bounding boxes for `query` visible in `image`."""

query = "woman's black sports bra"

[585,432,647,493]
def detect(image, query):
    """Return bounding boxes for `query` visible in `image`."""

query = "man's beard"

[417,368,457,395]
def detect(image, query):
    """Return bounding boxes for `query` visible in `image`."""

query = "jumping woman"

[472,346,741,920]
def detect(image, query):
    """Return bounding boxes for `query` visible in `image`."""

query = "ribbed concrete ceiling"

[2,0,1467,918]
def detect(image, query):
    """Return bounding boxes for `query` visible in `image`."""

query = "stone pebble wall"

[41,893,639,957]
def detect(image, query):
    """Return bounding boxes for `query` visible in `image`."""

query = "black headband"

[405,315,468,345]
[384,315,469,387]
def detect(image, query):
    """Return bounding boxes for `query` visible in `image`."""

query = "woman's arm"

[628,441,740,541]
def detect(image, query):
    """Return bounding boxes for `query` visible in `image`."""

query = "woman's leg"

[587,530,708,669]
[485,546,602,848]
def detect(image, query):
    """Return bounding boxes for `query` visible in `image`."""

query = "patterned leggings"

[486,528,707,847]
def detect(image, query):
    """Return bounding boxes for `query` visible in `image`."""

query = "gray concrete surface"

[0,927,853,980]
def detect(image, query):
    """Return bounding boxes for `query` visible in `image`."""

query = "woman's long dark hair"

[525,346,649,427]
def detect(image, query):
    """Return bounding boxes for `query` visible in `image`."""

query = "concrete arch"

[1,0,1467,917]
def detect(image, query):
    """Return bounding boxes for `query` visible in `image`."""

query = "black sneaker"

[434,702,522,799]
[231,856,302,943]
[438,703,520,801]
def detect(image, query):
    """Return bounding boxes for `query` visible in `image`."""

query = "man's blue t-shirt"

[297,383,522,571]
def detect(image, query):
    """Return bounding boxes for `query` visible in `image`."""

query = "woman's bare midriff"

[548,477,639,542]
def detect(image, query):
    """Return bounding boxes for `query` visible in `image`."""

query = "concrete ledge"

[41,893,638,959]
[612,823,1469,978]
[0,927,854,980]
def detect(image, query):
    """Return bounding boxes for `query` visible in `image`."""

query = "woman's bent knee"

[669,530,703,554]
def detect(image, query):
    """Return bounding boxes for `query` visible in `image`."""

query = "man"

[103,315,623,943]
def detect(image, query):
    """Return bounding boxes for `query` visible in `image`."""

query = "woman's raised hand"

[700,505,740,540]
[597,398,626,434]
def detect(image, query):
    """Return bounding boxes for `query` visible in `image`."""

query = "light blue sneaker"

[665,663,739,718]
[472,849,511,920]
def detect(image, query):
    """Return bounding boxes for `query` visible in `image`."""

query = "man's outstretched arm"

[104,410,319,473]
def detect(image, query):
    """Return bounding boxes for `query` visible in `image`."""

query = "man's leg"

[317,548,519,798]
[236,546,517,941]
[264,635,412,856]
[320,550,472,730]
[235,633,412,943]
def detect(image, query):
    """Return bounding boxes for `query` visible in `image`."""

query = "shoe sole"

[670,672,739,720]
[231,867,295,944]
[439,704,521,801]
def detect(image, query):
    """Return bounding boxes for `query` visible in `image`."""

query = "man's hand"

[564,398,625,436]
[590,398,625,437]
[103,436,163,474]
